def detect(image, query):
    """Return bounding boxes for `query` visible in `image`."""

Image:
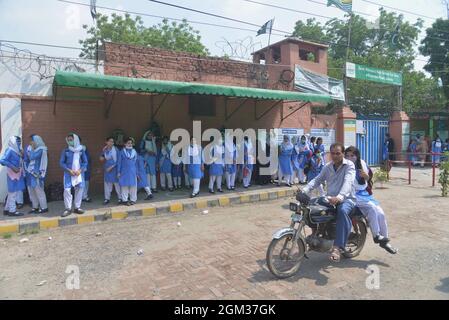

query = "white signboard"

[344,120,357,148]
[402,122,410,151]
[310,128,336,151]
[273,128,304,145]
[356,120,365,134]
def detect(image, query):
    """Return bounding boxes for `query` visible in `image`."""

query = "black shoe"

[39,208,49,214]
[161,187,167,192]
[61,210,72,217]
[169,188,174,192]
[29,208,39,214]
[8,211,24,217]
[373,235,387,244]
[243,186,248,189]
[379,241,398,254]
[287,183,292,187]
[126,201,132,206]
[145,194,153,200]
[209,189,215,194]
[3,210,9,216]
[190,193,198,198]
[218,189,223,193]
[16,203,24,209]
[74,208,85,215]
[118,199,123,205]
[103,199,110,205]
[129,201,136,206]
[231,186,235,190]
[82,198,92,203]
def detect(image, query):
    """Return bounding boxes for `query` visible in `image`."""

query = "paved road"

[0,168,448,299]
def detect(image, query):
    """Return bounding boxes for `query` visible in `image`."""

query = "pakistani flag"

[257,19,274,36]
[327,0,352,13]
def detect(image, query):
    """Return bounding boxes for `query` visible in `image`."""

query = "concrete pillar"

[336,106,357,148]
[389,111,410,152]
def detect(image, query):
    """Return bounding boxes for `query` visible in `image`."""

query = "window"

[299,49,317,62]
[189,95,216,116]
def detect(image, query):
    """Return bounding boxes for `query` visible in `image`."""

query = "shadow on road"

[435,277,449,293]
[248,254,390,286]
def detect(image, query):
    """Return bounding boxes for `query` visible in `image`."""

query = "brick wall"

[104,42,294,90]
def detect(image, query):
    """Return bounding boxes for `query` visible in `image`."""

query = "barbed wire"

[0,42,100,80]
[214,36,264,61]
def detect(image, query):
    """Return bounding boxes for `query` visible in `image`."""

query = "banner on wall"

[273,128,305,145]
[294,65,345,101]
[310,128,336,151]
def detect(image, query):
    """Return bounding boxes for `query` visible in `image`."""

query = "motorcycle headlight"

[289,202,299,212]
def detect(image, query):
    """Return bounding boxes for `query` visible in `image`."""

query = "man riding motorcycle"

[300,142,356,262]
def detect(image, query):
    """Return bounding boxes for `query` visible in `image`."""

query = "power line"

[360,0,441,20]
[147,0,291,34]
[56,0,286,37]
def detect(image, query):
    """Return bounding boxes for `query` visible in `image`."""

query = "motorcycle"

[266,191,368,279]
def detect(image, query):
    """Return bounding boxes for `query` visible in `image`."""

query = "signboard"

[310,128,336,151]
[273,128,304,145]
[346,62,402,86]
[295,65,345,101]
[344,120,357,148]
[356,120,365,134]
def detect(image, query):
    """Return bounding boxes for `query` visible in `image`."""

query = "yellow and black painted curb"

[0,188,296,235]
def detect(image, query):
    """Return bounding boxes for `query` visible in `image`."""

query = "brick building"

[2,37,343,197]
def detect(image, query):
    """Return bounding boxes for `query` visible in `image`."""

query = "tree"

[292,9,445,115]
[79,13,209,59]
[420,19,449,102]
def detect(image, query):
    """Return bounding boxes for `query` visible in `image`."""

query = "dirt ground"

[0,167,448,300]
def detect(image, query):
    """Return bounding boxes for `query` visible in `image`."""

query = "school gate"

[356,117,389,166]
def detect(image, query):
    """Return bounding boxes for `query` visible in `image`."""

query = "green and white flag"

[327,0,352,13]
[257,19,274,36]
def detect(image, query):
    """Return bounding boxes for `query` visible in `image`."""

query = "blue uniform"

[159,145,172,174]
[172,162,183,178]
[59,148,88,189]
[101,146,119,183]
[83,148,92,181]
[0,149,26,192]
[315,144,326,164]
[140,139,158,175]
[117,148,138,187]
[25,149,46,188]
[209,146,224,176]
[432,139,443,164]
[187,147,203,179]
[137,155,150,189]
[279,143,293,175]
[224,147,237,174]
[307,155,324,181]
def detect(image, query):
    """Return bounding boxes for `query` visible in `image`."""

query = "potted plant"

[373,168,389,189]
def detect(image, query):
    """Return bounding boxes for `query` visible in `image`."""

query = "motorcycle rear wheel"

[342,218,367,259]
[266,234,306,279]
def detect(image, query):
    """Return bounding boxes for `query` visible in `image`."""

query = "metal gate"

[356,118,389,166]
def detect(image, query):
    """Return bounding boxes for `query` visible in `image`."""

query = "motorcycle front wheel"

[266,234,306,279]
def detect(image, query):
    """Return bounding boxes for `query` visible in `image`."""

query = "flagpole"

[267,18,274,47]
[344,13,353,106]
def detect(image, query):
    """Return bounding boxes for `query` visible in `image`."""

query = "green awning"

[53,71,332,103]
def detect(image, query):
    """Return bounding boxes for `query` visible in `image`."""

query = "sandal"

[329,247,341,262]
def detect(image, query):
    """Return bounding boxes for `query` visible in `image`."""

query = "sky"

[0,0,447,73]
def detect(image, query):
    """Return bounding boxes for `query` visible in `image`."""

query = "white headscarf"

[7,136,21,155]
[66,133,83,187]
[104,145,118,163]
[28,135,48,177]
[142,130,157,153]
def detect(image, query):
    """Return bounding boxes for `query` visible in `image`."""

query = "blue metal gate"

[356,117,389,166]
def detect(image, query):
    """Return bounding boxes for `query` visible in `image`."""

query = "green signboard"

[346,62,402,86]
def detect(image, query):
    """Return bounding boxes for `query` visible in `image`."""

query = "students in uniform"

[24,135,49,214]
[172,149,184,189]
[278,135,294,187]
[242,136,255,188]
[432,135,443,165]
[224,134,237,190]
[185,137,204,198]
[79,137,92,203]
[159,136,174,192]
[0,136,26,216]
[140,130,158,193]
[137,152,153,200]
[307,148,325,196]
[208,136,225,193]
[117,137,138,206]
[59,133,88,217]
[100,137,122,205]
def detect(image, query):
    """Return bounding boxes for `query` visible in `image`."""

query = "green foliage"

[292,9,446,115]
[373,168,389,184]
[2,233,12,239]
[420,19,449,102]
[438,152,449,197]
[79,14,209,59]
